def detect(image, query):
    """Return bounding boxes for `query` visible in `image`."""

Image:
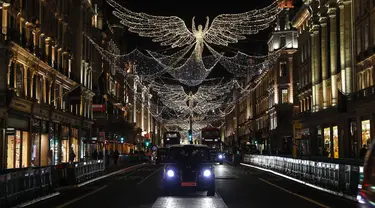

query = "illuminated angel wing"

[204,1,281,46]
[106,0,195,48]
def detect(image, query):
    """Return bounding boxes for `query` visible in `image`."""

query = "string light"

[106,0,280,49]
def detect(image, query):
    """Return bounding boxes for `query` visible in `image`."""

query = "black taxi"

[162,144,215,196]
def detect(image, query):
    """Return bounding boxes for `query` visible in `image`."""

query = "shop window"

[22,131,29,167]
[7,131,15,169]
[61,126,69,163]
[324,127,331,157]
[15,64,24,97]
[61,139,69,163]
[15,130,21,168]
[31,133,40,166]
[362,120,371,147]
[333,126,339,158]
[41,134,49,166]
[71,128,79,162]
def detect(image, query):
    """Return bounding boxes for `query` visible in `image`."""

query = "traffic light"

[145,140,150,147]
[120,137,124,143]
[188,130,192,141]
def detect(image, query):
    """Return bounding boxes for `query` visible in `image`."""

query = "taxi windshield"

[169,146,211,163]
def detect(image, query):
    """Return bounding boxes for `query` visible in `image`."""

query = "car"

[162,144,215,196]
[217,153,224,164]
[358,141,375,207]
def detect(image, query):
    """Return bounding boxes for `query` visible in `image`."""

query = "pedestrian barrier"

[0,167,54,207]
[243,154,363,197]
[64,160,105,185]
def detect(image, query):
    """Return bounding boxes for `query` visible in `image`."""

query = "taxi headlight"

[167,169,175,177]
[203,169,212,177]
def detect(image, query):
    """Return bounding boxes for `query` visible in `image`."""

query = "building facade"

[0,0,98,171]
[292,0,356,159]
[224,2,298,154]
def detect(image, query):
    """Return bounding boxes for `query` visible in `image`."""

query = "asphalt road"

[28,163,358,208]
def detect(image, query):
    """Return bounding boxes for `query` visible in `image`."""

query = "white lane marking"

[240,163,357,202]
[74,163,144,188]
[13,192,60,208]
[151,192,228,208]
[259,178,329,208]
[137,167,162,185]
[55,185,108,208]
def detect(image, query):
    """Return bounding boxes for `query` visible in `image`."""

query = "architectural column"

[2,3,10,40]
[53,80,58,109]
[310,31,317,112]
[148,94,152,134]
[329,6,338,106]
[45,37,51,63]
[314,24,321,111]
[59,85,63,110]
[36,75,40,103]
[30,72,35,99]
[23,66,28,97]
[288,56,294,103]
[344,1,353,94]
[141,89,145,131]
[339,3,346,94]
[133,81,137,124]
[320,17,329,109]
[43,77,46,104]
[48,81,53,104]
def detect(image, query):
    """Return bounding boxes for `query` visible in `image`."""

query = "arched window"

[15,64,24,97]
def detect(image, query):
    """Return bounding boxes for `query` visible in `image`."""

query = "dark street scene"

[0,0,372,207]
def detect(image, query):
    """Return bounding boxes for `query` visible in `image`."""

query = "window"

[357,29,361,55]
[280,36,286,47]
[324,127,331,157]
[362,120,371,147]
[333,126,339,158]
[365,23,369,50]
[281,89,288,103]
[280,62,287,77]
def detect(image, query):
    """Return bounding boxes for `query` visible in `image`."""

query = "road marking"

[240,163,357,202]
[55,185,108,208]
[137,167,162,185]
[13,192,60,208]
[74,163,144,188]
[259,178,329,208]
[151,192,228,208]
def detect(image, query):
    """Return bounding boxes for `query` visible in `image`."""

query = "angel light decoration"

[106,0,281,60]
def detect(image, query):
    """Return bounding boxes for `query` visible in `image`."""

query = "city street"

[28,163,357,208]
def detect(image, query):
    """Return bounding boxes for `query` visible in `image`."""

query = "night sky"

[106,0,275,85]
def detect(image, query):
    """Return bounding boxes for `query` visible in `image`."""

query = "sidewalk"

[13,161,145,208]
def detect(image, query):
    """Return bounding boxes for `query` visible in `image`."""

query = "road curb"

[56,163,145,190]
[240,162,357,202]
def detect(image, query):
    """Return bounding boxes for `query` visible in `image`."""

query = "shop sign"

[92,104,105,112]
[32,104,50,119]
[6,127,15,135]
[293,120,302,139]
[70,118,80,126]
[10,97,32,113]
[51,112,70,124]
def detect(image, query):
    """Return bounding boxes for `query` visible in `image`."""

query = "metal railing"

[59,160,105,185]
[0,167,54,207]
[243,154,362,197]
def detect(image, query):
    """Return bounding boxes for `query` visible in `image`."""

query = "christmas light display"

[86,1,288,132]
[106,0,280,48]
[105,0,281,85]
